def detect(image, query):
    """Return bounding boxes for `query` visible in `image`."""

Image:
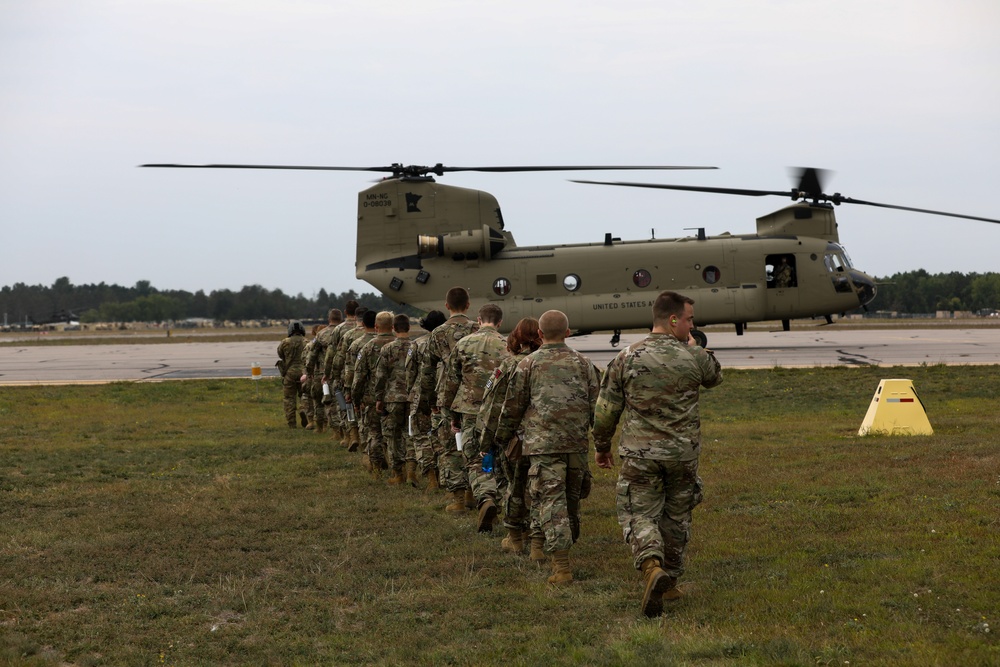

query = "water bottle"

[481,449,495,474]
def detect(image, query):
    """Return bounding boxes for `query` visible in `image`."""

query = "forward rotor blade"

[141,164,393,171]
[571,179,790,198]
[141,163,717,173]
[838,197,1000,224]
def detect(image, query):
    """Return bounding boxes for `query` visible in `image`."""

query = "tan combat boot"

[529,536,547,565]
[477,499,497,533]
[316,421,325,434]
[361,453,373,474]
[500,528,524,554]
[387,467,404,485]
[426,468,441,491]
[347,426,360,452]
[640,557,678,618]
[405,461,418,487]
[445,490,466,513]
[547,550,573,585]
[464,488,476,510]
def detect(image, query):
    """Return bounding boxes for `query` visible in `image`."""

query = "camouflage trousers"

[282,374,303,427]
[499,447,530,532]
[459,414,498,507]
[410,410,435,474]
[308,376,326,429]
[360,404,387,470]
[615,457,703,576]
[436,411,467,493]
[527,453,585,553]
[380,402,412,470]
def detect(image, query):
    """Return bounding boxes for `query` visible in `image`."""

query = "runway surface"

[1,328,998,385]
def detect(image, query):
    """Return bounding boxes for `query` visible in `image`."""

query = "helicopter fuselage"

[355,178,877,334]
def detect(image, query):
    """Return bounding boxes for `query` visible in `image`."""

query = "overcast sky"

[2,0,998,301]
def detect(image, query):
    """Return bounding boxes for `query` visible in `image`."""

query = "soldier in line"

[407,310,447,491]
[276,320,307,429]
[301,324,327,431]
[334,307,369,451]
[413,287,479,512]
[592,290,723,617]
[374,314,415,486]
[323,301,359,441]
[493,310,600,585]
[439,303,509,532]
[477,317,541,555]
[343,310,377,459]
[305,309,343,435]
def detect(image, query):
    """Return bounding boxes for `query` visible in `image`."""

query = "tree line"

[0,278,420,326]
[1,272,998,326]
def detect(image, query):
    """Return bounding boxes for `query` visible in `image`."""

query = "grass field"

[1,366,997,666]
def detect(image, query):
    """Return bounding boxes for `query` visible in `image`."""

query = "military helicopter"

[142,163,1000,347]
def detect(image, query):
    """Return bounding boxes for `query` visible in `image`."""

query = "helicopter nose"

[849,270,877,307]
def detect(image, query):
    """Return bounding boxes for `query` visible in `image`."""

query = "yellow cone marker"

[858,379,933,436]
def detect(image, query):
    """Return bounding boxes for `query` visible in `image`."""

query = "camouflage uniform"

[406,335,436,476]
[439,325,509,507]
[322,318,356,437]
[478,348,532,533]
[373,335,414,475]
[415,314,479,493]
[300,337,318,427]
[305,325,337,432]
[346,330,379,463]
[276,332,306,427]
[494,342,599,553]
[592,332,722,577]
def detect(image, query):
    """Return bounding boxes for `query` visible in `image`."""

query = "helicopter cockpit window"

[563,274,581,292]
[766,254,796,289]
[633,269,652,288]
[493,277,511,296]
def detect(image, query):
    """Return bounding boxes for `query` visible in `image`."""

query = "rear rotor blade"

[571,179,792,198]
[836,196,1000,224]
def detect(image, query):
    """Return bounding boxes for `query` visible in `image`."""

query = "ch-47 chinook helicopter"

[142,162,1000,347]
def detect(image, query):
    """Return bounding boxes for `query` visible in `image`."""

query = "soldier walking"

[592,290,723,617]
[493,310,599,585]
[276,320,307,428]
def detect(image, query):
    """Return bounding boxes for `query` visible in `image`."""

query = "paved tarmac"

[1,328,998,385]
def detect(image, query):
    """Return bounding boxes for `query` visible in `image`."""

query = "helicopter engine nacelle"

[417,225,507,261]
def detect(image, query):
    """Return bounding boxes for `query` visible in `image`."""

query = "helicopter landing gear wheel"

[691,329,708,348]
[610,329,622,347]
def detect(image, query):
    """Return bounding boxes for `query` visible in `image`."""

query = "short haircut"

[478,303,503,326]
[375,311,394,332]
[652,291,695,326]
[445,286,470,311]
[362,310,377,328]
[311,324,325,336]
[507,317,541,354]
[328,308,344,324]
[539,310,569,341]
[393,314,411,333]
[344,300,360,317]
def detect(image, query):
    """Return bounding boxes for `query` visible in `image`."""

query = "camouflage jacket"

[373,336,413,404]
[276,334,306,377]
[322,319,355,380]
[494,342,600,456]
[438,326,509,415]
[342,330,375,394]
[406,335,430,409]
[592,333,723,461]
[351,333,395,405]
[477,348,531,452]
[415,314,479,412]
[332,321,367,383]
[304,323,333,376]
